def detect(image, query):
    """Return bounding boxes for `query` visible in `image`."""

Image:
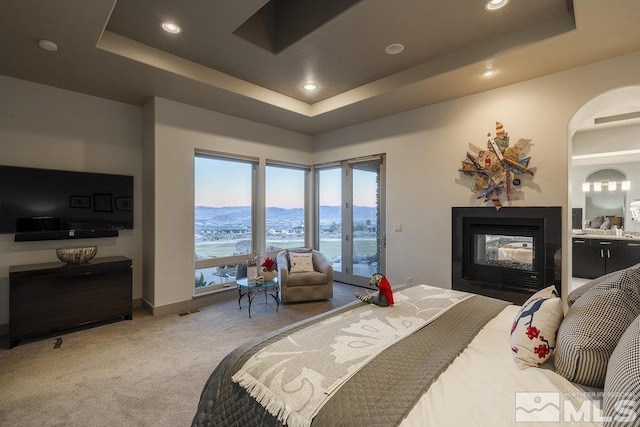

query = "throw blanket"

[192,286,510,427]
[231,285,472,427]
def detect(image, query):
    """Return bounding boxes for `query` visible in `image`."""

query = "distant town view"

[195,205,378,287]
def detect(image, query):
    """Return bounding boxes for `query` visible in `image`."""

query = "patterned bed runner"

[192,286,509,427]
[231,285,474,427]
[313,294,510,426]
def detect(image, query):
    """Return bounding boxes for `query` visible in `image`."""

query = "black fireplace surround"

[452,207,561,305]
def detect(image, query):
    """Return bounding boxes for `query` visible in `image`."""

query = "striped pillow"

[554,267,640,387]
[567,263,640,308]
[603,315,640,426]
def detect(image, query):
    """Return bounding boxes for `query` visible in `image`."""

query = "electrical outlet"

[406,277,412,284]
[394,224,403,232]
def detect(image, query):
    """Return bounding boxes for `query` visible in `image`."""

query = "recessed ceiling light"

[385,44,404,55]
[482,69,496,77]
[161,22,182,34]
[485,0,509,11]
[303,83,318,91]
[38,39,58,52]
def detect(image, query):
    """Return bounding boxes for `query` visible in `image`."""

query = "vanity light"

[583,180,631,192]
[485,0,509,11]
[161,21,182,34]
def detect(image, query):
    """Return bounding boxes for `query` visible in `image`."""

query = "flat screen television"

[0,165,134,242]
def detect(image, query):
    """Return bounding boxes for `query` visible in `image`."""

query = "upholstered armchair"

[277,249,333,303]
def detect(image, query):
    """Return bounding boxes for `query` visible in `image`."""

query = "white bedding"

[400,305,603,427]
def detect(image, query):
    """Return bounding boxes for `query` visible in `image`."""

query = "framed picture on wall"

[93,193,113,212]
[69,195,91,209]
[115,197,133,211]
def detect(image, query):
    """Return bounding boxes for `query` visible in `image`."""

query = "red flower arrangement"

[261,257,276,272]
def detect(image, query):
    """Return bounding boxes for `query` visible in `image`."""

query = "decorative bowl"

[56,246,98,264]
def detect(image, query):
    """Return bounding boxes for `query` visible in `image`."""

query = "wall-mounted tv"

[0,165,134,242]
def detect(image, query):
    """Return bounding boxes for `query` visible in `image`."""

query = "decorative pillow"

[289,252,314,273]
[603,315,640,426]
[510,285,564,369]
[566,269,623,308]
[286,248,312,270]
[554,267,640,387]
[589,216,605,229]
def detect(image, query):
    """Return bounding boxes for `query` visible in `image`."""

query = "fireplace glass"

[474,234,534,272]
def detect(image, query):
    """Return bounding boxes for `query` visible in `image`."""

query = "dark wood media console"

[9,256,132,348]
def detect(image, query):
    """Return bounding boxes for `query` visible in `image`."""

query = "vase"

[247,265,258,280]
[261,270,276,281]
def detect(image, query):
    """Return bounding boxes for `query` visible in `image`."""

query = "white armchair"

[277,249,333,303]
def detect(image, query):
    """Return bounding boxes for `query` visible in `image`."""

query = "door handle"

[607,249,611,259]
[600,248,604,258]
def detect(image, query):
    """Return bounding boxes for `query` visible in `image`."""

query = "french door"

[315,155,386,287]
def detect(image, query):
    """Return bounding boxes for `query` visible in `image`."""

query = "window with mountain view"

[265,164,307,254]
[194,154,256,292]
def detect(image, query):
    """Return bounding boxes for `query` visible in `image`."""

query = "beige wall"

[313,51,640,298]
[2,50,640,320]
[0,75,143,326]
[146,98,312,309]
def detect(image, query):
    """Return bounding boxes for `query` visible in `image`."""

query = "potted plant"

[260,257,277,281]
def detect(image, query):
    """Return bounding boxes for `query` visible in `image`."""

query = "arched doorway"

[567,86,640,287]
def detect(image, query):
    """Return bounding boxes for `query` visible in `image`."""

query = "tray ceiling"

[2,0,640,135]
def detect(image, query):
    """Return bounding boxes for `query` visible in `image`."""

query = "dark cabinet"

[9,256,132,347]
[572,238,640,279]
[572,238,604,278]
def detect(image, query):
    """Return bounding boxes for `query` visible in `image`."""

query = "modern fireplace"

[452,207,561,305]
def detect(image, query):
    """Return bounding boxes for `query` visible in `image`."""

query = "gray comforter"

[192,290,509,427]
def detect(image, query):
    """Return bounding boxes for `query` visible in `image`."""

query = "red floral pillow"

[510,286,564,369]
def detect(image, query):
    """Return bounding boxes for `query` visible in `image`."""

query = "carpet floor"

[0,282,358,427]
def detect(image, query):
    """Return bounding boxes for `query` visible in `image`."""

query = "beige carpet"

[0,282,357,427]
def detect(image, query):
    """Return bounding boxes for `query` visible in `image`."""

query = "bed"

[192,270,640,427]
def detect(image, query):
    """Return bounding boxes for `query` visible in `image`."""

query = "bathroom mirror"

[584,169,626,228]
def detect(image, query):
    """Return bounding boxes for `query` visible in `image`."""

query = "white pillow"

[510,285,564,369]
[289,252,314,273]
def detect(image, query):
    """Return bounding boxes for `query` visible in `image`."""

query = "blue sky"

[195,157,376,208]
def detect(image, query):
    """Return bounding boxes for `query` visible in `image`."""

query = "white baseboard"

[141,288,236,316]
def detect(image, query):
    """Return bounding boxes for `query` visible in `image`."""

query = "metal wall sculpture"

[458,122,536,210]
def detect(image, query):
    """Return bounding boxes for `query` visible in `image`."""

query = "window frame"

[194,151,258,294]
[264,159,311,259]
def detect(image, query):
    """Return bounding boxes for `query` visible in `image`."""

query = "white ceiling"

[2,0,640,135]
